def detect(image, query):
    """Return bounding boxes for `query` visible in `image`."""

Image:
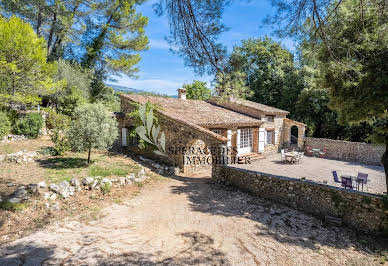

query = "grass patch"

[0,201,26,211]
[89,164,139,177]
[38,157,89,169]
[113,199,123,204]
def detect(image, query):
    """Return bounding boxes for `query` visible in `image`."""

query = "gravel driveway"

[0,174,381,265]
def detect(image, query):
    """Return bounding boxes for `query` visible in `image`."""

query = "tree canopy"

[183,80,211,100]
[68,103,118,163]
[0,16,58,106]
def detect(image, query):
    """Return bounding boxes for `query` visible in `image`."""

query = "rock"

[44,192,51,200]
[119,177,126,185]
[100,178,112,189]
[110,178,118,183]
[91,179,99,189]
[59,180,70,189]
[27,184,39,194]
[49,184,60,193]
[70,177,80,187]
[138,168,145,178]
[7,183,14,187]
[12,187,28,199]
[37,181,46,188]
[82,177,94,186]
[8,197,22,203]
[0,155,4,161]
[50,193,57,200]
[139,156,146,161]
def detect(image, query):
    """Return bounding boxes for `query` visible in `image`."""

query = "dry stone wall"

[305,137,384,165]
[212,165,388,235]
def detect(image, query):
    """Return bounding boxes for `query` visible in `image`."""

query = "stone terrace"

[236,154,386,195]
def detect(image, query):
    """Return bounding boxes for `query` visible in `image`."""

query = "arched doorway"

[291,125,298,145]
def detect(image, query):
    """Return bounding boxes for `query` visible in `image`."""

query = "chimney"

[177,88,186,100]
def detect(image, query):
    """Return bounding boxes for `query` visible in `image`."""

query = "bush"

[48,112,70,156]
[0,111,11,138]
[14,112,44,138]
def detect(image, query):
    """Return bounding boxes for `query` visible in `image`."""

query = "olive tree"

[68,103,118,163]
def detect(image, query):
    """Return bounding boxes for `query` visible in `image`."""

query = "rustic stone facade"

[118,96,227,173]
[213,165,388,234]
[305,137,385,166]
[117,93,307,171]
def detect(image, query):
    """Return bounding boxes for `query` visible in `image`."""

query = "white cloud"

[148,39,170,50]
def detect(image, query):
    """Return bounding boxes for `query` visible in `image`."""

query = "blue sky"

[111,0,295,96]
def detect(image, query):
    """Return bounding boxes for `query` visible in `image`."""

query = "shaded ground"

[0,137,149,244]
[0,174,385,265]
[237,154,386,194]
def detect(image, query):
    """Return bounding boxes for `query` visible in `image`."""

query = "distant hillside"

[107,84,146,94]
[107,84,174,98]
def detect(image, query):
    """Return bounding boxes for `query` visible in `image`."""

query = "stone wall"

[305,137,385,165]
[212,165,388,234]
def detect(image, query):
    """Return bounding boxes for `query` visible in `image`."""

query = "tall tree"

[0,16,58,105]
[227,37,303,116]
[308,0,388,190]
[80,0,148,100]
[183,80,211,100]
[0,0,91,60]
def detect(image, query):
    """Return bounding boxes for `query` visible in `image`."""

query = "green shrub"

[101,182,112,195]
[14,112,44,138]
[48,112,70,156]
[0,201,26,211]
[0,111,11,138]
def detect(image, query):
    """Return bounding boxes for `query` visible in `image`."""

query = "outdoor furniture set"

[281,149,304,164]
[306,146,326,158]
[332,171,369,191]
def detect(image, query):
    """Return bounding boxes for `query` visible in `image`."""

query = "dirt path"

[0,175,381,265]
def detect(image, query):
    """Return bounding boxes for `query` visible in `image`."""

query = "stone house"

[117,88,305,173]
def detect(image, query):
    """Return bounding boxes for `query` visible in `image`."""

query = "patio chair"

[306,146,313,157]
[281,149,286,163]
[332,171,341,184]
[356,172,368,191]
[341,176,353,189]
[319,148,327,158]
[297,152,304,163]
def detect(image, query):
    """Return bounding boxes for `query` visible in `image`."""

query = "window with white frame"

[239,128,252,148]
[266,130,274,144]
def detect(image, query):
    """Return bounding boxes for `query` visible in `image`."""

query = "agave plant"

[135,103,166,156]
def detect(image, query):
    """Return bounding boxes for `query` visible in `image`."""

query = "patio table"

[285,152,298,163]
[341,175,359,190]
[312,148,320,157]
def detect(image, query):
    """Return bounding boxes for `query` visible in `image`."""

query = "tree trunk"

[382,143,388,194]
[47,12,57,53]
[87,145,92,164]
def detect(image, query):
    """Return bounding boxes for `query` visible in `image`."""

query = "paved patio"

[236,154,386,195]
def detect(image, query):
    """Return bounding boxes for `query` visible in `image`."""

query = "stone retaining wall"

[213,165,388,235]
[305,137,384,165]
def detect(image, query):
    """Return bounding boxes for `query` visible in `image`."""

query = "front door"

[238,128,252,155]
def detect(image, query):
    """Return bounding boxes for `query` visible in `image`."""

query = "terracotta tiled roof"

[208,97,289,115]
[121,94,263,128]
